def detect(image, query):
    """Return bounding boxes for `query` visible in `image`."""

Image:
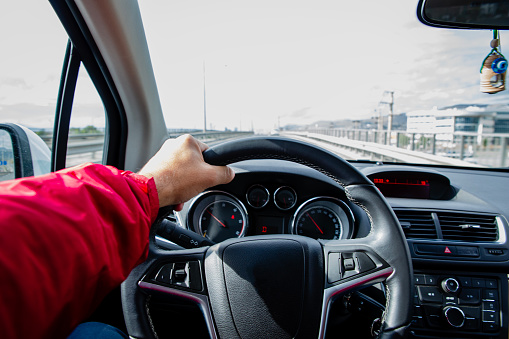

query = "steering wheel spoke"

[319,239,395,338]
[322,239,392,286]
[137,252,218,338]
[139,248,207,294]
[122,246,215,338]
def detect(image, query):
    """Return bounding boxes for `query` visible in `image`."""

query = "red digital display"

[372,178,429,187]
[372,177,431,199]
[255,217,284,235]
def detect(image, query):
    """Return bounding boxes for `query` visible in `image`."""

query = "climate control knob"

[441,278,460,293]
[443,306,465,328]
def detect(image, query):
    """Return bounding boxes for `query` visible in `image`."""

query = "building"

[407,104,509,135]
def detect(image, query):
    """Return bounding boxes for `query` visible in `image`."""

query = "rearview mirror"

[417,0,509,29]
[0,123,50,182]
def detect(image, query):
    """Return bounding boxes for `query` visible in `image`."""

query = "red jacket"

[0,163,159,339]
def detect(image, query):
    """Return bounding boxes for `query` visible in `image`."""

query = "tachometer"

[292,197,354,240]
[200,200,246,242]
[189,191,248,243]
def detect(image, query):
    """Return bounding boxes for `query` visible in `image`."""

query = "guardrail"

[40,130,254,166]
[173,131,254,142]
[285,129,509,168]
[42,131,254,147]
[40,133,103,144]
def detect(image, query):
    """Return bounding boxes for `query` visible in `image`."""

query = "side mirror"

[417,0,509,29]
[0,123,51,182]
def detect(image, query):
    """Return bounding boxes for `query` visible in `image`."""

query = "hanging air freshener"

[480,30,507,94]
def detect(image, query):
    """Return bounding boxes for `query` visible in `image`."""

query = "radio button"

[424,275,438,285]
[459,288,481,305]
[464,317,480,330]
[485,279,497,289]
[414,274,425,285]
[482,310,497,322]
[483,301,498,311]
[472,278,485,288]
[458,276,472,287]
[483,322,499,332]
[484,289,498,300]
[418,286,443,303]
[444,295,458,303]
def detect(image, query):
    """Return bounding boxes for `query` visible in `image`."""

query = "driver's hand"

[138,134,235,210]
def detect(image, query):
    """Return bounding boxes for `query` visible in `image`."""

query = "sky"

[1,0,509,132]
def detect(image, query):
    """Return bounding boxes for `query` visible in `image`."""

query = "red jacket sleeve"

[0,163,159,339]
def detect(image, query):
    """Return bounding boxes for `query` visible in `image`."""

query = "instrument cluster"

[186,184,355,243]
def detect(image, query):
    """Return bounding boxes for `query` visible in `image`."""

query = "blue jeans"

[67,322,128,339]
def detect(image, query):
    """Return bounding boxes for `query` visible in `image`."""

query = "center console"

[410,270,507,338]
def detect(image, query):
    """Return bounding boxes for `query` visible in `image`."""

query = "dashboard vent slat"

[438,212,498,242]
[394,210,437,239]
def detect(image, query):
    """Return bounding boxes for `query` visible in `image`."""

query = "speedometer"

[291,197,354,240]
[295,206,342,239]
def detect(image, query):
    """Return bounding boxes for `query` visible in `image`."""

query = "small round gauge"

[246,185,270,208]
[274,186,297,210]
[189,191,249,243]
[292,197,354,240]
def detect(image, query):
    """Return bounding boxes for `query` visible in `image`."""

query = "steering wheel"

[121,136,413,339]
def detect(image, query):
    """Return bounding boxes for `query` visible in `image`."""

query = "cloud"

[136,0,509,131]
[0,102,106,129]
[3,0,509,133]
[0,103,55,129]
[287,107,312,119]
[0,78,30,89]
[420,91,450,101]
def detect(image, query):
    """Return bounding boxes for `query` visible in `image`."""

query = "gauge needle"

[207,210,227,228]
[307,213,324,234]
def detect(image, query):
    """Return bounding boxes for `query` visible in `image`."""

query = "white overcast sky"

[1,0,509,132]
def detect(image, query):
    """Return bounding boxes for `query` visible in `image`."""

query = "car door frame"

[50,0,128,171]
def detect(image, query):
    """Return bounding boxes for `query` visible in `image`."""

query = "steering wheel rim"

[121,136,413,339]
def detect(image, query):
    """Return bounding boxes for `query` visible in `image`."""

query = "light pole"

[378,90,394,145]
[203,61,207,132]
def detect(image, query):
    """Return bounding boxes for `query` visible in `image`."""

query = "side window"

[0,130,14,181]
[0,0,67,176]
[1,1,106,176]
[66,69,105,168]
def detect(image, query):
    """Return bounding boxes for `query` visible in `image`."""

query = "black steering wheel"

[121,136,413,339]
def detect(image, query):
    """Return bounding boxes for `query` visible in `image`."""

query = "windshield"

[138,0,509,168]
[2,0,508,169]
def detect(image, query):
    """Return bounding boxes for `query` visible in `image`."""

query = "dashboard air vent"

[394,210,437,239]
[438,212,498,242]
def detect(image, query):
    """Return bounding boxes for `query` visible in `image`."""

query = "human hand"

[138,135,235,209]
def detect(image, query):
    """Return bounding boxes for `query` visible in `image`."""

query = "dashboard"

[178,160,369,245]
[169,159,509,339]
